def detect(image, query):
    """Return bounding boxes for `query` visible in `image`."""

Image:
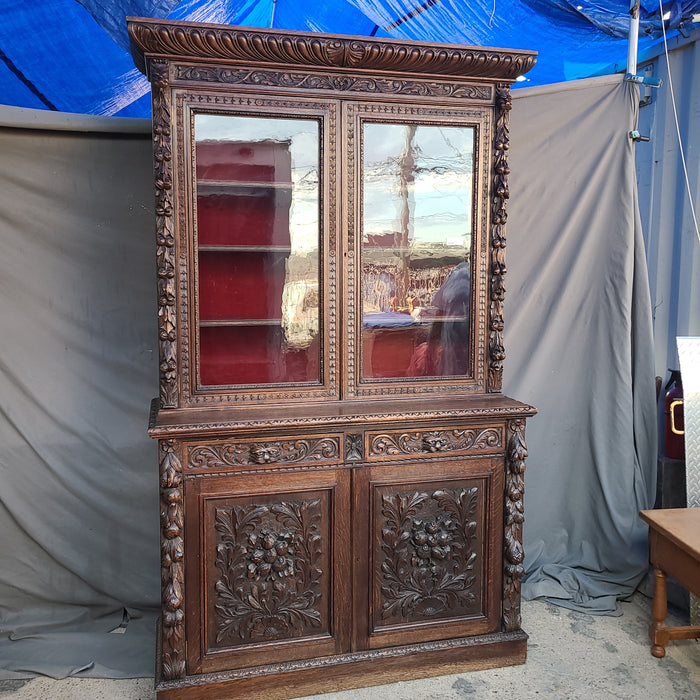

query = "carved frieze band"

[378,487,480,625]
[128,20,537,80]
[213,498,325,645]
[151,61,178,408]
[368,427,502,460]
[503,418,527,632]
[152,405,534,437]
[488,83,510,393]
[159,439,185,680]
[174,65,492,101]
[189,437,340,469]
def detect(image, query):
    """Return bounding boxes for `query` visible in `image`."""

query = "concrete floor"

[1,592,698,699]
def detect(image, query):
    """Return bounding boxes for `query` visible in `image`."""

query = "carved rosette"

[213,499,324,644]
[159,439,185,680]
[369,427,501,458]
[378,488,479,624]
[151,60,178,408]
[488,84,511,393]
[189,438,339,469]
[503,418,527,631]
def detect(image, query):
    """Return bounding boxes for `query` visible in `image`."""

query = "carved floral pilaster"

[488,83,511,392]
[503,418,527,631]
[159,439,185,679]
[151,60,178,408]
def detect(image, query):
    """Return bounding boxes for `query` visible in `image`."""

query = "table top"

[639,508,700,561]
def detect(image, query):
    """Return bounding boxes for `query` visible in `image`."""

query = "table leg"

[649,567,670,658]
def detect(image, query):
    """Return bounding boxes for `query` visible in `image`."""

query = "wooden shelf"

[197,179,293,196]
[198,245,291,253]
[199,318,283,327]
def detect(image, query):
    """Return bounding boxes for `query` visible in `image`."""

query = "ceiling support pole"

[627,0,641,76]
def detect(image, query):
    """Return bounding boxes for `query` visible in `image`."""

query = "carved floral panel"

[372,481,484,631]
[206,492,330,649]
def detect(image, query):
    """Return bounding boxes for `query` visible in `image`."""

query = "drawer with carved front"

[186,434,342,473]
[365,425,503,462]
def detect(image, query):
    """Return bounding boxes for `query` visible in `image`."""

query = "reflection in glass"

[194,114,320,386]
[362,123,473,379]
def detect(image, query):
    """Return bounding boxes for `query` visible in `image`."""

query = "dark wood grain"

[129,18,536,698]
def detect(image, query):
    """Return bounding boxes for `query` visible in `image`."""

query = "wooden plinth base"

[155,630,527,700]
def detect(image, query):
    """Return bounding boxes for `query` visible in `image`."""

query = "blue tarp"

[0,2,698,116]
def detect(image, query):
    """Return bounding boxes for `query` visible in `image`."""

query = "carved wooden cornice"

[127,18,536,82]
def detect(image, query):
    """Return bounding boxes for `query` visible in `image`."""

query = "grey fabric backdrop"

[0,121,161,678]
[0,75,657,678]
[507,76,657,613]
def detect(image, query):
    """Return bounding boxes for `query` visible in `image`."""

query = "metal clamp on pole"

[625,73,663,87]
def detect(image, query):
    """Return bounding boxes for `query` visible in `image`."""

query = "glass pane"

[194,114,320,387]
[362,123,473,379]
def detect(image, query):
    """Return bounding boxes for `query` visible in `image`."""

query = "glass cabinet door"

[193,113,323,390]
[358,119,476,386]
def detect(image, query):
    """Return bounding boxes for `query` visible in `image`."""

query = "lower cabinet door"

[185,468,351,674]
[353,458,504,649]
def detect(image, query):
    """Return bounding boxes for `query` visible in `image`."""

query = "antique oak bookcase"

[128,17,537,699]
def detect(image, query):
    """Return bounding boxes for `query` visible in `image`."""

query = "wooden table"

[639,508,700,657]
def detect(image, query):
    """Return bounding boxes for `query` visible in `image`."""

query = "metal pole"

[627,0,640,76]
